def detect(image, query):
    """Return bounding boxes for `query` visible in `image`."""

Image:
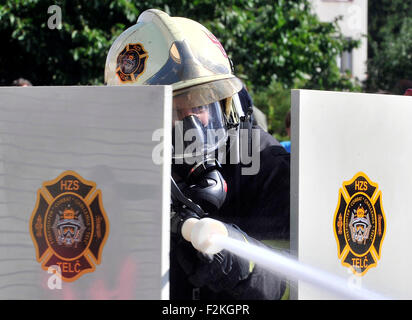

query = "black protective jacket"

[170,126,290,300]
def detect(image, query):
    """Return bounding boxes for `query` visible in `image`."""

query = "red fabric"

[404,89,412,96]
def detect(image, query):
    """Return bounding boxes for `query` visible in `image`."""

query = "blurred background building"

[310,0,368,82]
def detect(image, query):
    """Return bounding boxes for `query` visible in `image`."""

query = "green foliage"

[0,0,146,85]
[366,0,412,94]
[0,0,362,137]
[0,0,358,90]
[251,80,291,139]
[222,2,359,92]
[166,0,360,92]
[368,0,412,50]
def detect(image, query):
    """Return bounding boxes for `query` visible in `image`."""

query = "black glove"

[175,223,252,293]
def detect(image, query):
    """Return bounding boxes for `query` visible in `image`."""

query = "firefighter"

[105,9,290,300]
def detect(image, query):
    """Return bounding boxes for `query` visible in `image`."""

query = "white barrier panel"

[0,86,172,299]
[291,89,412,299]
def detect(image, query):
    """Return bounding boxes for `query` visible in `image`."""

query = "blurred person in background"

[12,78,32,87]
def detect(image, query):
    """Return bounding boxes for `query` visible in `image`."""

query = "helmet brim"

[173,76,243,113]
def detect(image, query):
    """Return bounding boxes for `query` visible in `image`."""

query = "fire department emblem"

[333,172,386,275]
[30,171,109,282]
[116,43,148,82]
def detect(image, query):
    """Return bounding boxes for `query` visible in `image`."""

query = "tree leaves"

[0,0,357,90]
[366,0,412,94]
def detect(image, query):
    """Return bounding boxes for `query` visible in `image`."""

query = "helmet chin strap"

[239,106,253,158]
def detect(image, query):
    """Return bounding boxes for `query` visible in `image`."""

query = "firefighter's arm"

[176,218,288,299]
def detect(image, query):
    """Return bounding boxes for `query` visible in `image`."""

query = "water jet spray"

[182,217,389,300]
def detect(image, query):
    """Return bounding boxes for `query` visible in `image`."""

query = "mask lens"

[172,101,227,159]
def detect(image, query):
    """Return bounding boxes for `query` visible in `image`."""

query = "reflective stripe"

[281,281,290,300]
[240,234,255,273]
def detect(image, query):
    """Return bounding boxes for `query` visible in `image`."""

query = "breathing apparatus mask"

[171,100,228,214]
[169,72,248,215]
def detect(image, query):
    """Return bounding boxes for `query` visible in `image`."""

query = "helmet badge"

[116,43,149,82]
